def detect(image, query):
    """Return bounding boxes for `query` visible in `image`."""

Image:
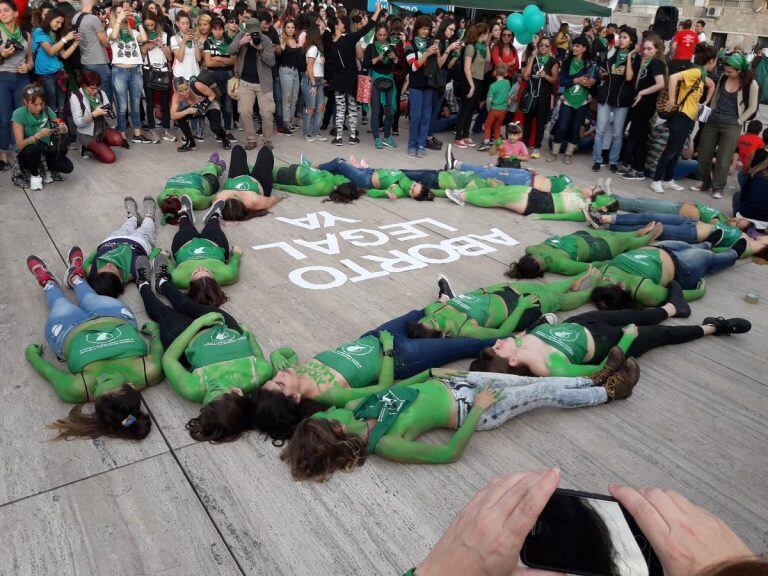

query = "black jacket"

[596,50,635,107]
[323,20,376,94]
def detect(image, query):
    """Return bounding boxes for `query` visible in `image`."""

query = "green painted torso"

[610,249,663,284]
[184,325,255,371]
[194,356,275,403]
[314,335,382,389]
[696,202,726,224]
[66,318,147,374]
[223,175,262,193]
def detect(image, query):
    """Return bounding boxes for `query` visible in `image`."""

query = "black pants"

[566,308,705,361]
[624,99,656,172]
[228,144,273,196]
[523,95,552,149]
[392,76,406,133]
[17,142,74,176]
[139,281,240,351]
[455,79,483,140]
[653,112,695,182]
[143,75,171,130]
[171,213,229,256]
[178,108,225,142]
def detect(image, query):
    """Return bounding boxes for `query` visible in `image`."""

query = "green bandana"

[413,36,428,54]
[611,49,629,74]
[374,39,391,64]
[564,58,589,109]
[85,91,101,111]
[474,41,487,59]
[353,388,420,454]
[147,29,159,40]
[695,64,708,83]
[726,53,748,71]
[0,21,23,44]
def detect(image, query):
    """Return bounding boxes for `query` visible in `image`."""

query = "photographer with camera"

[72,0,112,101]
[108,5,151,146]
[70,70,124,163]
[12,84,73,190]
[170,75,230,152]
[0,0,33,173]
[227,15,276,150]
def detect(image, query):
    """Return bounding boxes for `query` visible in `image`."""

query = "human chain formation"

[6,0,767,573]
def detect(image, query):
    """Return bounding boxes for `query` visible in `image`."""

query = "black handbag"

[373,76,394,90]
[146,65,170,91]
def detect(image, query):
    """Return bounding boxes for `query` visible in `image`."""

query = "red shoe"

[27,255,59,287]
[66,246,86,288]
[452,139,468,149]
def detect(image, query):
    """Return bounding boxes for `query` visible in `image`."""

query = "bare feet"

[348,155,363,168]
[635,221,656,237]
[649,222,664,242]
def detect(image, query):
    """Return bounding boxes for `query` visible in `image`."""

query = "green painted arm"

[683,287,706,302]
[548,258,593,276]
[162,314,220,402]
[143,323,165,385]
[634,281,670,307]
[392,370,432,388]
[269,347,299,370]
[433,189,447,198]
[366,185,407,199]
[374,406,484,464]
[459,297,536,339]
[221,250,241,284]
[25,344,85,403]
[531,212,586,222]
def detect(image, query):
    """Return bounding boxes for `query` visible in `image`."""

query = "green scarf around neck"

[119,28,134,43]
[0,21,22,43]
[147,29,159,40]
[374,39,391,64]
[413,36,428,53]
[474,41,487,59]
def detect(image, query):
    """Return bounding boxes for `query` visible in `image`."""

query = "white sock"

[71,276,83,286]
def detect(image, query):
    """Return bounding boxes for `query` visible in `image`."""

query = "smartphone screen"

[521,489,664,576]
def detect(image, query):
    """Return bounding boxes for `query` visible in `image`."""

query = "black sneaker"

[332,136,343,146]
[203,199,225,225]
[426,137,442,151]
[731,237,748,259]
[180,194,195,224]
[177,140,196,153]
[348,134,360,145]
[592,162,601,172]
[222,135,232,150]
[153,253,170,292]
[703,317,751,335]
[666,280,691,318]
[620,168,646,181]
[132,134,152,144]
[582,206,604,230]
[0,159,9,172]
[436,273,455,299]
[51,171,64,181]
[444,143,456,171]
[610,164,618,172]
[134,255,152,288]
[120,139,130,149]
[80,146,90,159]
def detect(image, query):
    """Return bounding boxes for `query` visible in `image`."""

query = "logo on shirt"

[193,247,208,254]
[209,330,243,346]
[632,253,649,260]
[115,39,140,60]
[341,342,375,356]
[87,328,121,344]
[551,329,578,341]
[233,181,251,191]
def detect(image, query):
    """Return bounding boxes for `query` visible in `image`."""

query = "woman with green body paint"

[406,271,599,339]
[157,152,227,224]
[280,358,639,481]
[25,250,163,440]
[271,162,351,197]
[507,226,662,279]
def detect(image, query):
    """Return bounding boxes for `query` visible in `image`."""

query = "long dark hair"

[469,347,532,376]
[304,23,323,54]
[281,418,367,481]
[188,276,228,306]
[563,35,592,67]
[323,182,364,204]
[40,7,66,38]
[221,198,268,221]
[435,17,455,43]
[506,254,545,279]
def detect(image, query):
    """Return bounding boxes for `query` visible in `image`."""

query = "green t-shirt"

[175,238,227,264]
[315,335,383,389]
[12,105,56,145]
[548,174,574,194]
[165,173,206,191]
[96,244,134,283]
[611,249,663,284]
[696,202,726,224]
[563,59,589,109]
[487,78,512,111]
[377,169,414,192]
[531,323,589,364]
[184,325,254,371]
[223,175,261,192]
[544,234,579,260]
[446,293,493,326]
[712,222,742,249]
[67,323,147,373]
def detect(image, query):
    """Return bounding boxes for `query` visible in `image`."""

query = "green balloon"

[523,5,546,33]
[516,31,534,45]
[507,12,525,35]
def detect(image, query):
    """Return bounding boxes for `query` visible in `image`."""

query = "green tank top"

[184,325,254,371]
[96,244,134,283]
[296,164,325,185]
[353,388,420,454]
[446,293,493,325]
[175,238,227,264]
[438,170,486,190]
[544,234,579,260]
[573,230,612,261]
[377,169,414,192]
[696,202,725,224]
[67,323,147,373]
[548,174,573,194]
[165,172,206,191]
[314,335,383,389]
[223,175,261,192]
[611,249,663,284]
[530,323,589,364]
[712,222,742,249]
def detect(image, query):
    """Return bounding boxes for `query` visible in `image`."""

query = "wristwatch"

[383,349,394,357]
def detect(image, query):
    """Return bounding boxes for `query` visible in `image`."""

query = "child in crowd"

[733,120,764,180]
[490,122,529,167]
[479,63,512,151]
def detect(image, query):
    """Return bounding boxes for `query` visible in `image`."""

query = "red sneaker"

[66,246,85,288]
[27,255,59,287]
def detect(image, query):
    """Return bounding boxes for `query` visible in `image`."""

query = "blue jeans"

[84,63,112,102]
[112,66,143,133]
[457,163,533,186]
[279,66,300,123]
[614,194,683,215]
[317,158,374,189]
[38,73,66,114]
[593,104,629,165]
[272,71,284,129]
[654,113,695,182]
[44,281,138,359]
[432,113,458,134]
[0,72,30,151]
[552,103,589,146]
[408,87,433,151]
[658,240,739,289]
[360,309,495,379]
[300,75,325,137]
[609,214,698,242]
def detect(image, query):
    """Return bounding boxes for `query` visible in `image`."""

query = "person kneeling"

[70,71,124,164]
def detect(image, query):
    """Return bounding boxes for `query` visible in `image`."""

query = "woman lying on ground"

[25,250,162,440]
[165,195,241,305]
[584,210,768,259]
[188,307,504,442]
[84,196,158,297]
[281,351,639,481]
[212,144,285,220]
[592,240,747,308]
[470,296,750,377]
[135,255,288,411]
[610,193,732,224]
[271,161,352,198]
[316,157,437,201]
[508,227,660,279]
[157,152,227,224]
[406,271,598,339]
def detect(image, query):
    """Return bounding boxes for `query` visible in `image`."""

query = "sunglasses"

[502,32,512,36]
[538,43,550,48]
[24,86,44,96]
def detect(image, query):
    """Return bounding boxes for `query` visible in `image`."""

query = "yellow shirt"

[555,32,570,51]
[677,67,705,120]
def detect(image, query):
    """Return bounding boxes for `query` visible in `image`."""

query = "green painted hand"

[379,330,394,351]
[194,312,225,328]
[26,343,44,358]
[141,322,160,337]
[519,294,540,310]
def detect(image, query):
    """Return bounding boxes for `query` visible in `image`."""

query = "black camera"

[385,49,395,59]
[94,0,112,14]
[250,32,262,46]
[100,102,116,119]
[49,119,67,135]
[193,99,212,117]
[4,39,24,52]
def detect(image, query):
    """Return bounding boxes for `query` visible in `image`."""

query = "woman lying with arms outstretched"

[25,250,162,440]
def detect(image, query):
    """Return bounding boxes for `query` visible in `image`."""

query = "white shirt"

[145,31,169,70]
[306,44,324,78]
[171,33,200,79]
[698,32,706,42]
[108,28,143,66]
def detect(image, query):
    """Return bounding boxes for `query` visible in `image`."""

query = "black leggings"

[17,142,74,176]
[139,281,240,351]
[171,213,229,256]
[565,308,705,361]
[178,108,225,142]
[228,144,274,196]
[522,95,552,149]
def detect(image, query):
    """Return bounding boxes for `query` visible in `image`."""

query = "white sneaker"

[662,180,684,191]
[313,135,328,142]
[42,173,53,184]
[29,175,43,190]
[304,135,315,142]
[445,189,466,206]
[650,181,664,194]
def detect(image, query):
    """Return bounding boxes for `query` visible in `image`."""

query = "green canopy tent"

[398,0,611,17]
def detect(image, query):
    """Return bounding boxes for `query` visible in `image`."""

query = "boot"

[589,347,625,386]
[563,142,577,164]
[546,142,561,162]
[603,357,640,401]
